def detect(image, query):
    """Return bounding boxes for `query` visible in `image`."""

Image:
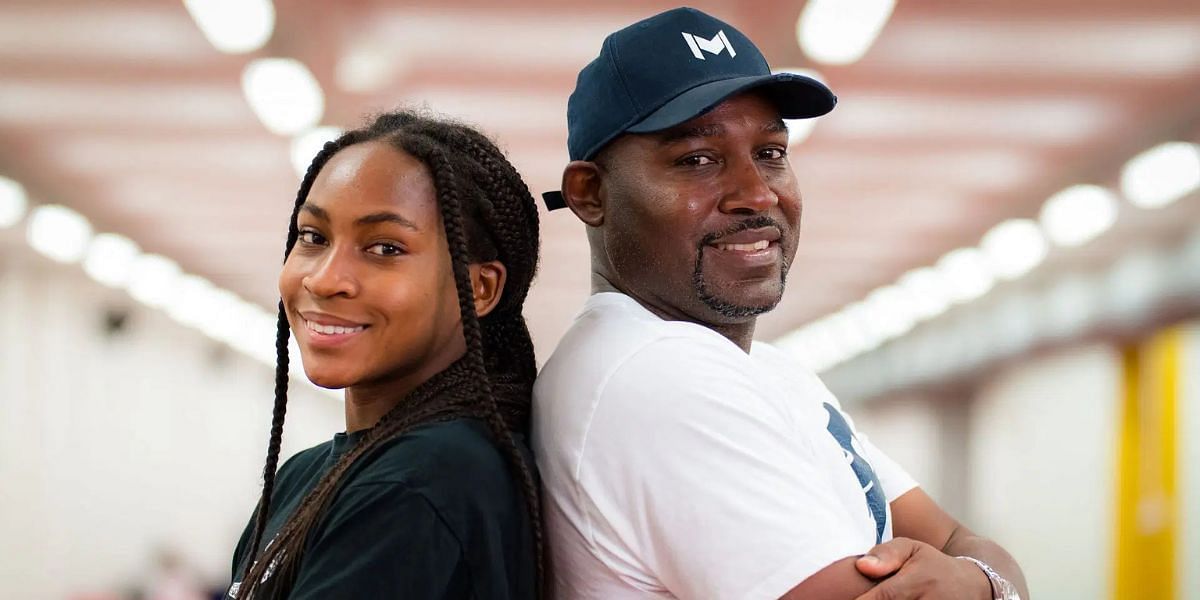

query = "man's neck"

[591,272,756,353]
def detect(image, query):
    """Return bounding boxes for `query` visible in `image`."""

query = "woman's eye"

[367,242,405,257]
[297,230,326,245]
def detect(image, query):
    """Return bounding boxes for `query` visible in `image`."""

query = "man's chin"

[695,282,783,320]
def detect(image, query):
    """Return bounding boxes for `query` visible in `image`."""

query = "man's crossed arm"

[781,488,1028,600]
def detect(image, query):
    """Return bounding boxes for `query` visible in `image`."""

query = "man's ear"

[561,160,605,227]
[468,260,507,318]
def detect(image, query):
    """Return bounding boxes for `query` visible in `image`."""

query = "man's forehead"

[596,93,787,162]
[654,104,788,144]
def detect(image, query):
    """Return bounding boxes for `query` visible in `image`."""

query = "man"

[533,7,1028,600]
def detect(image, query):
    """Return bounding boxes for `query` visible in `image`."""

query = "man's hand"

[852,537,991,600]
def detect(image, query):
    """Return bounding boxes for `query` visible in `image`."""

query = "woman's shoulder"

[350,418,526,504]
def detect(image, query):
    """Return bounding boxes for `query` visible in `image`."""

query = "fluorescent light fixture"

[183,0,275,54]
[838,303,885,356]
[898,267,953,320]
[199,288,244,343]
[166,274,218,328]
[0,176,28,228]
[797,0,895,65]
[862,285,919,339]
[242,58,325,136]
[1120,142,1200,209]
[127,254,182,309]
[27,204,93,263]
[773,68,827,145]
[936,247,994,303]
[290,126,344,177]
[1040,184,1118,247]
[83,233,141,288]
[336,46,395,93]
[980,218,1048,280]
[224,301,277,365]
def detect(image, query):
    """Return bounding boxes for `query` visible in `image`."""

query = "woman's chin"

[302,365,356,390]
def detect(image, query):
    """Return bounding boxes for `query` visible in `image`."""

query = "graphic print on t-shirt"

[823,403,887,543]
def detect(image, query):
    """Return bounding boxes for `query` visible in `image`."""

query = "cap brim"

[626,72,836,134]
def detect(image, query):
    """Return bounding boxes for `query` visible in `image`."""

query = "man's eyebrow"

[657,123,725,145]
[655,118,788,145]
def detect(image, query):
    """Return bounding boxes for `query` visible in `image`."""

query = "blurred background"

[0,0,1197,598]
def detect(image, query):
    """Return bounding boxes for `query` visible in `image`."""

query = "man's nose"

[719,158,779,215]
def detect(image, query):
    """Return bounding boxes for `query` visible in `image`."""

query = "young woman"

[228,112,542,599]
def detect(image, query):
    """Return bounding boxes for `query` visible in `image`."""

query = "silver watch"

[957,556,1022,600]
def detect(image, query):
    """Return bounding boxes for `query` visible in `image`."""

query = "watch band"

[957,556,1022,600]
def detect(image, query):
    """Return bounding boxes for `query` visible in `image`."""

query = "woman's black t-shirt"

[228,418,536,599]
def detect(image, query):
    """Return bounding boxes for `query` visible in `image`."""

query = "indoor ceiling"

[2,0,1198,360]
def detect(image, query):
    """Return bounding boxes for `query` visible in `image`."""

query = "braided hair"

[237,111,543,599]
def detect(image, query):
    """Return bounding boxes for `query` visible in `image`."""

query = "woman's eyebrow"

[354,211,420,231]
[299,203,328,220]
[298,204,420,231]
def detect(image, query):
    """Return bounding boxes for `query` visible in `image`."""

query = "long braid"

[446,133,545,583]
[410,138,546,593]
[242,302,290,564]
[238,113,544,599]
[240,133,364,574]
[403,124,545,587]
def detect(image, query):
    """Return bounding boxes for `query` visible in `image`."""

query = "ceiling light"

[897,267,953,320]
[27,204,92,263]
[242,58,325,136]
[1039,184,1118,247]
[127,254,182,309]
[83,233,141,288]
[838,303,885,356]
[225,302,277,365]
[336,47,395,93]
[863,285,919,339]
[166,274,218,328]
[797,0,895,65]
[936,247,994,303]
[183,0,275,54]
[980,218,1048,280]
[1120,141,1200,209]
[199,288,244,343]
[290,126,344,177]
[0,176,28,228]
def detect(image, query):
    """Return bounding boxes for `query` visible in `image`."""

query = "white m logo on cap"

[681,30,736,60]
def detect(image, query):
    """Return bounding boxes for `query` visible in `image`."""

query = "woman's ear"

[468,260,507,318]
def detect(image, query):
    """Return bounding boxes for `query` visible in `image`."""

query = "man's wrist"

[957,556,1022,600]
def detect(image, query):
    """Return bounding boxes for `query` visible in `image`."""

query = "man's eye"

[759,147,787,160]
[367,243,405,257]
[298,231,326,245]
[679,154,717,167]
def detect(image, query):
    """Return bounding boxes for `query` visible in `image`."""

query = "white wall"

[849,344,1126,599]
[968,344,1122,600]
[0,251,342,599]
[849,392,956,512]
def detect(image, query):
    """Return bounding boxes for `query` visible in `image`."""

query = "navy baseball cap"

[543,6,837,210]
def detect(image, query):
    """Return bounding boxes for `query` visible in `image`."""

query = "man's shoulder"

[538,293,744,384]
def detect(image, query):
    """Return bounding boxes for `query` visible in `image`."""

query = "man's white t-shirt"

[532,293,918,599]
